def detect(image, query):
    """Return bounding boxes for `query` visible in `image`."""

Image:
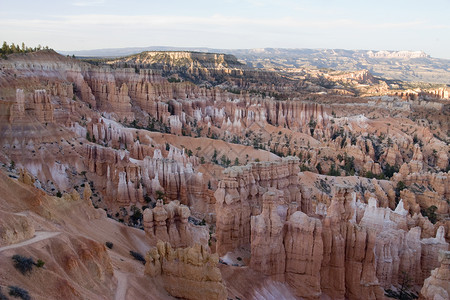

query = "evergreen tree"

[1,41,8,53]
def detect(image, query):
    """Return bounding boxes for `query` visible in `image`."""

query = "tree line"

[1,41,50,58]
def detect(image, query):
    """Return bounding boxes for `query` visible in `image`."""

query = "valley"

[0,48,448,300]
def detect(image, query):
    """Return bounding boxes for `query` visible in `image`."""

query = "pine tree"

[1,41,8,54]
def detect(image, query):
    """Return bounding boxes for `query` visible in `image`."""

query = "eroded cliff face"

[420,250,450,300]
[1,50,449,300]
[214,161,449,299]
[145,241,227,300]
[0,50,332,219]
[250,190,287,276]
[143,200,193,247]
[2,51,446,221]
[214,157,301,256]
[284,211,323,299]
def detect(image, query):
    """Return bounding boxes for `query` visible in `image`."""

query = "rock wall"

[320,186,384,300]
[9,89,54,124]
[215,171,449,299]
[394,170,450,217]
[85,141,203,207]
[284,211,323,299]
[214,157,300,256]
[420,227,449,283]
[420,250,450,300]
[250,190,287,276]
[143,200,192,247]
[145,241,227,300]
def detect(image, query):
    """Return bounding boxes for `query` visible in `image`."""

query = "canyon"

[0,49,448,299]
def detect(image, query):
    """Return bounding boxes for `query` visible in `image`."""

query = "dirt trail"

[114,270,128,300]
[0,231,61,252]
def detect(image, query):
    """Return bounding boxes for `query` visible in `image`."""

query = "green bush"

[300,164,310,172]
[363,171,385,180]
[327,164,340,176]
[36,259,45,268]
[395,181,406,205]
[421,205,438,224]
[316,163,322,174]
[129,205,143,225]
[383,163,399,179]
[156,190,165,200]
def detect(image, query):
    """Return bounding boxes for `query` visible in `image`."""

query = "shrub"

[56,191,62,198]
[363,171,385,180]
[155,190,165,200]
[143,194,151,204]
[35,259,45,268]
[105,242,113,249]
[384,271,418,299]
[300,164,310,172]
[8,286,31,300]
[129,251,146,264]
[395,181,406,205]
[12,255,35,275]
[383,163,399,179]
[316,163,322,174]
[327,164,340,176]
[421,205,438,224]
[129,205,143,226]
[343,155,356,175]
[0,286,8,300]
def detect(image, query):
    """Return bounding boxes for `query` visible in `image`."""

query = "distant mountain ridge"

[58,47,450,84]
[107,51,245,70]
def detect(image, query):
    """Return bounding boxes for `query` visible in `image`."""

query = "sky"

[1,0,449,59]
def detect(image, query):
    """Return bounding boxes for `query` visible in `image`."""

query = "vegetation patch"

[129,251,146,264]
[11,255,35,275]
[8,286,31,300]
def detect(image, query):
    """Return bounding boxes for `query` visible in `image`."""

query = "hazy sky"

[1,0,449,59]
